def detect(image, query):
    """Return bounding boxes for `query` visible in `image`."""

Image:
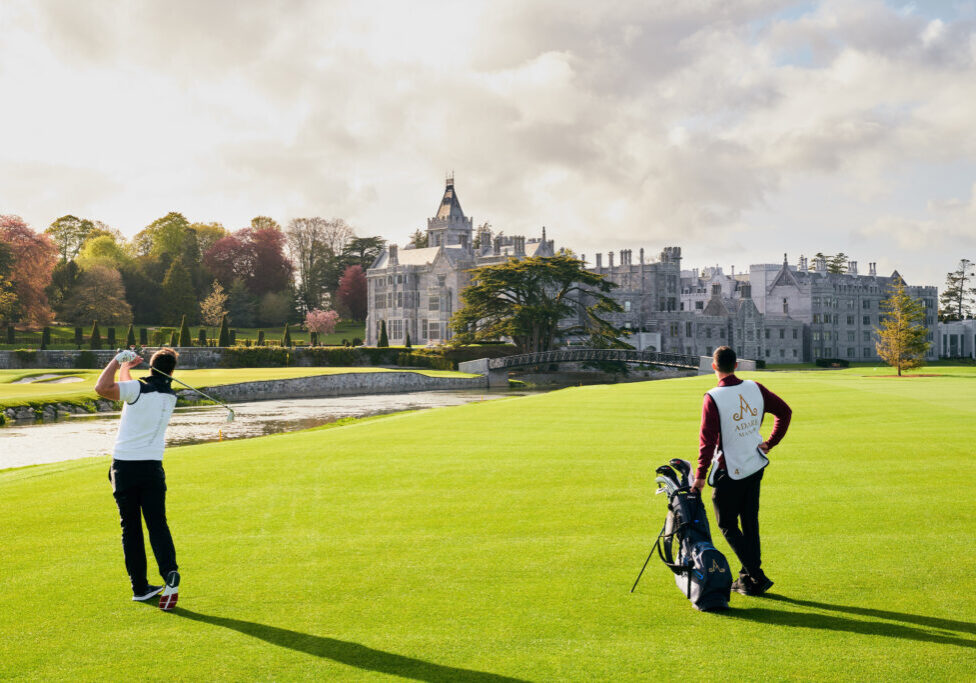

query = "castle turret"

[426,174,473,249]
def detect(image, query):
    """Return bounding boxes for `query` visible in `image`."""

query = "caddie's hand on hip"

[759,441,770,454]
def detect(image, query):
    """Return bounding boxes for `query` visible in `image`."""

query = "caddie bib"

[706,380,768,483]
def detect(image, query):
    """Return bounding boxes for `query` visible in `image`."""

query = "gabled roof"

[371,246,440,270]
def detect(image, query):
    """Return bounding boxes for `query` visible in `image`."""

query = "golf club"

[669,459,692,488]
[116,349,235,422]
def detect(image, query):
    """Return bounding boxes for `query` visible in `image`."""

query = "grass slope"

[1,371,974,680]
[0,367,476,410]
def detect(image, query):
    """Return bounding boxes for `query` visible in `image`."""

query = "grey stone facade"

[937,319,975,359]
[365,177,555,346]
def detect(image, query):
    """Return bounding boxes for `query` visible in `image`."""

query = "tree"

[337,265,368,321]
[125,324,136,347]
[938,259,975,322]
[188,222,228,255]
[218,313,230,347]
[250,216,281,232]
[45,215,94,261]
[286,217,336,312]
[0,275,16,326]
[90,321,102,350]
[282,323,292,347]
[827,252,849,274]
[257,291,292,326]
[378,319,389,347]
[61,264,134,326]
[48,259,80,315]
[875,277,931,376]
[178,315,192,346]
[405,331,412,349]
[133,212,191,259]
[161,261,198,325]
[0,215,57,328]
[119,259,162,324]
[305,309,339,336]
[226,278,255,327]
[450,254,624,354]
[77,234,130,269]
[409,229,428,249]
[203,227,293,297]
[200,280,229,328]
[341,236,385,270]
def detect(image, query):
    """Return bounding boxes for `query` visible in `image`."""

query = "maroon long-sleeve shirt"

[697,375,792,481]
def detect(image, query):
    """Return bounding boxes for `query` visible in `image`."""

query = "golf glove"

[114,349,140,364]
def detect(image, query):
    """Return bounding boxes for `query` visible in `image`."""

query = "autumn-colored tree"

[161,261,199,325]
[200,280,229,328]
[875,277,931,376]
[337,265,368,321]
[305,308,339,336]
[203,227,294,297]
[0,241,19,325]
[61,264,134,326]
[0,215,57,328]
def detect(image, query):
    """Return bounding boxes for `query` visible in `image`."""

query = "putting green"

[0,370,973,679]
[0,367,477,410]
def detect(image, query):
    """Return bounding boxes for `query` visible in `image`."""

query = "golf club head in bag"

[668,459,692,488]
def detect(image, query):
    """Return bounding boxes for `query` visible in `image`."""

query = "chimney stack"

[608,251,615,268]
[741,283,752,299]
[596,253,602,268]
[514,236,525,256]
[869,262,877,276]
[388,245,398,266]
[848,261,857,275]
[639,247,645,265]
[493,236,501,256]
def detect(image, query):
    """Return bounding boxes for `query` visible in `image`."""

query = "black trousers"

[110,460,178,591]
[712,468,765,580]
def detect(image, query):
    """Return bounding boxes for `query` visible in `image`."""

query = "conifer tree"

[107,327,116,348]
[41,326,51,350]
[405,331,412,349]
[282,323,292,347]
[218,314,230,347]
[875,277,931,376]
[378,320,389,347]
[178,315,192,346]
[169,329,178,347]
[162,261,198,325]
[310,331,318,347]
[198,328,207,346]
[90,321,101,350]
[257,330,265,346]
[125,324,136,348]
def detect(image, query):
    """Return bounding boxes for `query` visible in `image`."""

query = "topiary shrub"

[230,330,236,345]
[198,328,207,346]
[377,320,389,348]
[106,327,116,348]
[139,327,148,346]
[6,326,14,344]
[126,324,136,348]
[74,327,84,346]
[218,314,230,347]
[169,330,178,347]
[257,330,265,346]
[815,358,849,368]
[352,337,362,347]
[405,331,412,349]
[90,322,102,350]
[41,327,51,350]
[178,315,192,346]
[282,324,292,347]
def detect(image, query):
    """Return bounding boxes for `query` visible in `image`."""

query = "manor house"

[365,177,554,346]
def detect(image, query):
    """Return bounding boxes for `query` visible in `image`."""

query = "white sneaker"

[159,571,180,611]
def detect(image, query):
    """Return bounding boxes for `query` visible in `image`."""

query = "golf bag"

[631,460,732,612]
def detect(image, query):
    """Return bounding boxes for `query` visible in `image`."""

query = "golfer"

[95,348,181,610]
[691,346,791,596]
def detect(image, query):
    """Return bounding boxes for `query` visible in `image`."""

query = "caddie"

[691,346,792,596]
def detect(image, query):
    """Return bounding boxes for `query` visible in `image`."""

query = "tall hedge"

[218,314,230,347]
[178,315,192,347]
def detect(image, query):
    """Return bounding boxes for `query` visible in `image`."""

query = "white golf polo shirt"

[112,379,177,461]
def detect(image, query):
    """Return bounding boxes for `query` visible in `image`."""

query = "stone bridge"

[458,348,756,387]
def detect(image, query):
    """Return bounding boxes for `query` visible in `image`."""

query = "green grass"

[1,370,974,679]
[0,367,477,410]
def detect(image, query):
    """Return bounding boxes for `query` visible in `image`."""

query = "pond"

[0,389,526,470]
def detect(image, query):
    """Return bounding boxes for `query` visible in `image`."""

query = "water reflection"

[0,390,520,470]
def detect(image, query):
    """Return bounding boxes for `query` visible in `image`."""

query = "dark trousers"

[110,460,178,592]
[712,468,765,580]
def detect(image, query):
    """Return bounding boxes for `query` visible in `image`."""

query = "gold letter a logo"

[732,395,758,421]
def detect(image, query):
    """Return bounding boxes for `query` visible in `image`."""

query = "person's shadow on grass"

[168,608,528,682]
[723,594,976,649]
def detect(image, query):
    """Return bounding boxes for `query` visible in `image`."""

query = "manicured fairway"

[0,370,973,680]
[0,367,476,410]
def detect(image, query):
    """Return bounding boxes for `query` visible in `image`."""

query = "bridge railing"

[486,348,700,370]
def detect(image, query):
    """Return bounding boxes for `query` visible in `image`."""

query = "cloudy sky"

[1,0,974,285]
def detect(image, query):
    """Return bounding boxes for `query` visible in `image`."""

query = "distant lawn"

[0,367,478,410]
[0,369,973,679]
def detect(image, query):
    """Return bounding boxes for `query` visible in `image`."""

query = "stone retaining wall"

[1,371,484,425]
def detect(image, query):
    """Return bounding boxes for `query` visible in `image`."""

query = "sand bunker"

[12,374,84,384]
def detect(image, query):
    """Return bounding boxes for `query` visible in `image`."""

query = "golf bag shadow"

[631,462,732,612]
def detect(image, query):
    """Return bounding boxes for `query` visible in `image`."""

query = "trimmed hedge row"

[815,358,850,367]
[219,346,457,370]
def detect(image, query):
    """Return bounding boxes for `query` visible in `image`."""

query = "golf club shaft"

[149,368,235,416]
